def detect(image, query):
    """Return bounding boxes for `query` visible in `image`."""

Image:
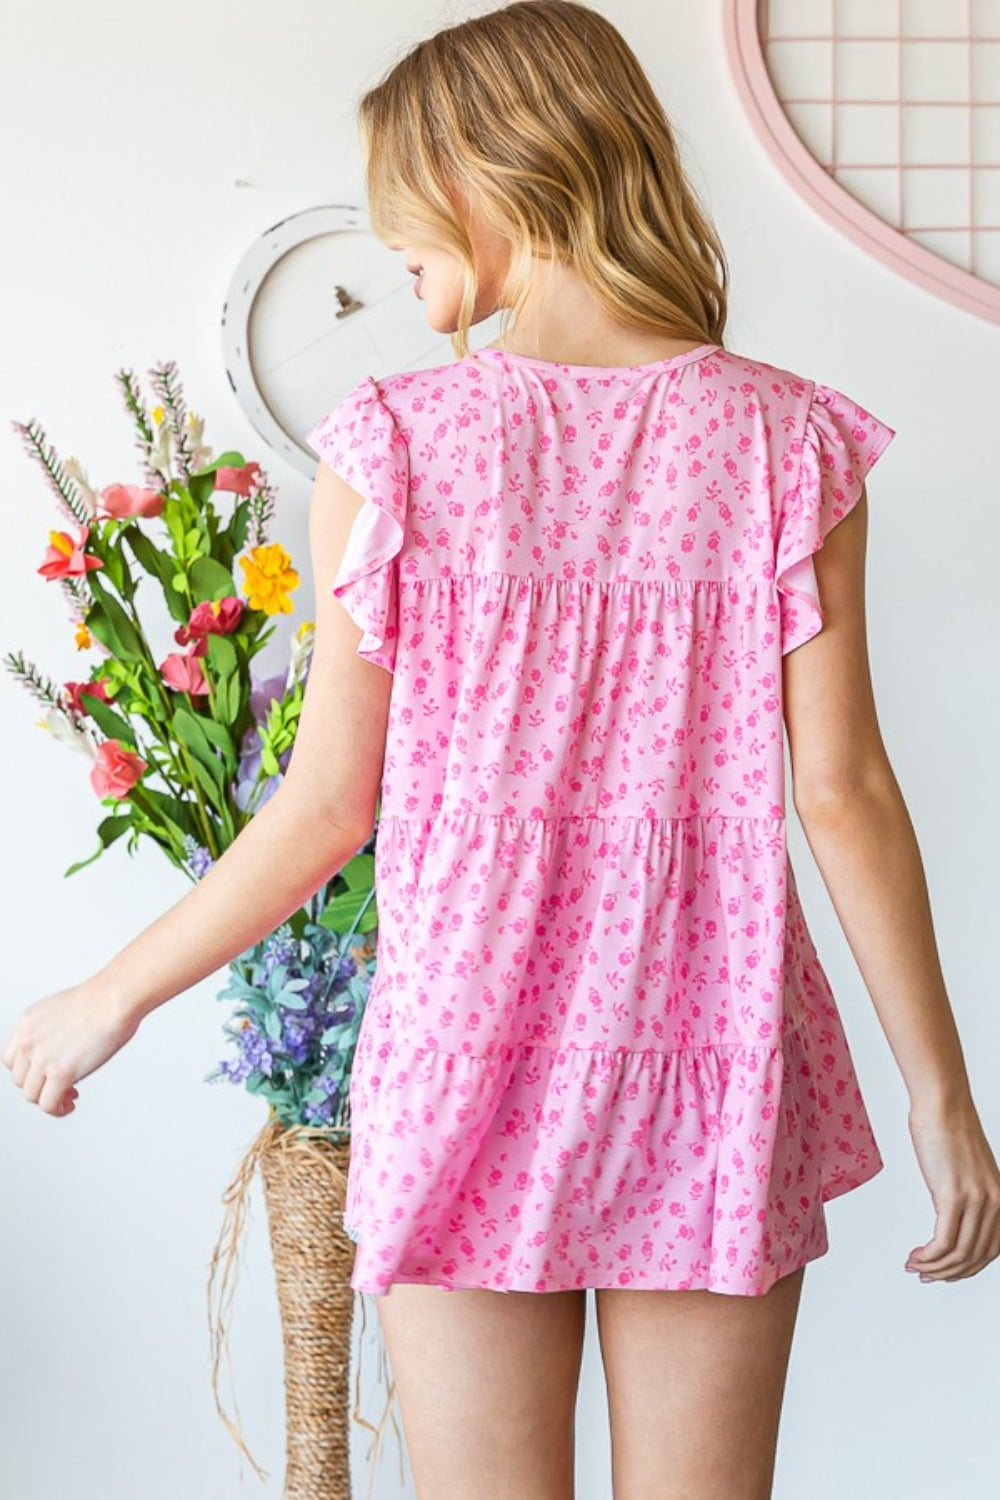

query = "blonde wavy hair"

[356,0,728,360]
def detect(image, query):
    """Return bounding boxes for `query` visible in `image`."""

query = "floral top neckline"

[474,341,722,378]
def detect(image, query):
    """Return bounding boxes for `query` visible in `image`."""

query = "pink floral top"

[305,341,895,1298]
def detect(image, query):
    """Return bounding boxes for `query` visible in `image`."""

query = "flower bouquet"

[4,360,400,1498]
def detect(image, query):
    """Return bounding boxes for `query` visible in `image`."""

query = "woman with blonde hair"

[6,3,999,1496]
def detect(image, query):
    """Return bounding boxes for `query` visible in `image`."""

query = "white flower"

[37,709,98,759]
[63,456,100,519]
[186,410,213,471]
[286,620,315,690]
[148,423,174,481]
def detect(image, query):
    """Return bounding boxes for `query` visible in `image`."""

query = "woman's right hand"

[2,975,141,1117]
[905,1098,1000,1283]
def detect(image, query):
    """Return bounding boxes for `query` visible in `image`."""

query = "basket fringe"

[206,1113,405,1492]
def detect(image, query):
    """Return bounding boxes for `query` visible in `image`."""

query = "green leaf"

[341,853,375,889]
[123,525,191,623]
[224,672,243,725]
[197,716,238,776]
[85,574,144,659]
[79,691,137,750]
[162,500,188,555]
[186,754,218,799]
[100,544,127,595]
[189,556,235,603]
[244,1076,289,1103]
[188,473,216,508]
[172,706,227,794]
[317,885,378,935]
[205,633,237,676]
[216,499,251,564]
[190,450,247,478]
[84,601,127,659]
[138,786,204,845]
[64,813,133,877]
[204,634,243,729]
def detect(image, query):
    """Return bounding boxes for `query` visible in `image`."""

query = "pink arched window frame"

[722,0,1000,326]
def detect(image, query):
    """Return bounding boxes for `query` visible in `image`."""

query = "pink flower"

[214,462,261,496]
[97,484,166,519]
[37,526,104,580]
[174,596,243,646]
[90,739,147,800]
[64,677,112,715]
[160,649,210,696]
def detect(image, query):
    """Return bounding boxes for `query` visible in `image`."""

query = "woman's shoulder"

[376,345,815,411]
[330,346,891,448]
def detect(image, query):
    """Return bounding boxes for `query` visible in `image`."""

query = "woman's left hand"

[2,978,141,1117]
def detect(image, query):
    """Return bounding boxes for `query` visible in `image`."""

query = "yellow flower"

[238,543,300,616]
[74,621,93,650]
[296,619,315,639]
[152,405,165,425]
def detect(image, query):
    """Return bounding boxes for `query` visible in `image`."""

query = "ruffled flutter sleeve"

[305,375,409,672]
[775,381,896,655]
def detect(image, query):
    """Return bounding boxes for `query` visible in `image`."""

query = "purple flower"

[233,672,295,812]
[232,1019,274,1077]
[184,837,215,878]
[250,671,288,721]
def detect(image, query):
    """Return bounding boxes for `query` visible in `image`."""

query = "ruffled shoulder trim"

[305,376,410,672]
[775,381,896,655]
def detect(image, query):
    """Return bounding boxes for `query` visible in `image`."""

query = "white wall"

[2,3,998,1496]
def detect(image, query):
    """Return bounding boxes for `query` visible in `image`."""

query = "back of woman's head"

[357,0,728,359]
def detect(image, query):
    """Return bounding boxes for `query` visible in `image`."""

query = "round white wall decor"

[221,204,463,478]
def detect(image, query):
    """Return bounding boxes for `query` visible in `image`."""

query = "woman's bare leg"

[595,1266,806,1500]
[375,1283,587,1500]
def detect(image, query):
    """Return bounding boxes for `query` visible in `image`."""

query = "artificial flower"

[36,709,98,759]
[238,543,299,617]
[286,619,315,691]
[233,670,291,813]
[37,526,103,581]
[160,649,210,696]
[186,410,213,471]
[96,483,166,520]
[90,739,147,799]
[63,677,113,715]
[174,596,243,646]
[63,456,103,519]
[148,407,173,481]
[214,461,262,497]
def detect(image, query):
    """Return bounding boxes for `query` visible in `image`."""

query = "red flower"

[174,595,244,647]
[90,739,147,800]
[97,484,166,520]
[214,462,261,497]
[160,649,210,696]
[64,677,112,715]
[37,526,104,580]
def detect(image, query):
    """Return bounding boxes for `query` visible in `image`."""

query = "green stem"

[100,540,236,860]
[118,596,222,858]
[124,784,190,866]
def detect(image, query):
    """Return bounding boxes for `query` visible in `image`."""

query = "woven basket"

[207,1115,403,1499]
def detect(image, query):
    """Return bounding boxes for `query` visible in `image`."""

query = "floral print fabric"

[305,342,895,1298]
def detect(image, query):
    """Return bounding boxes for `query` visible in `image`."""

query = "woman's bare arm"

[782,490,968,1111]
[782,489,1000,1282]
